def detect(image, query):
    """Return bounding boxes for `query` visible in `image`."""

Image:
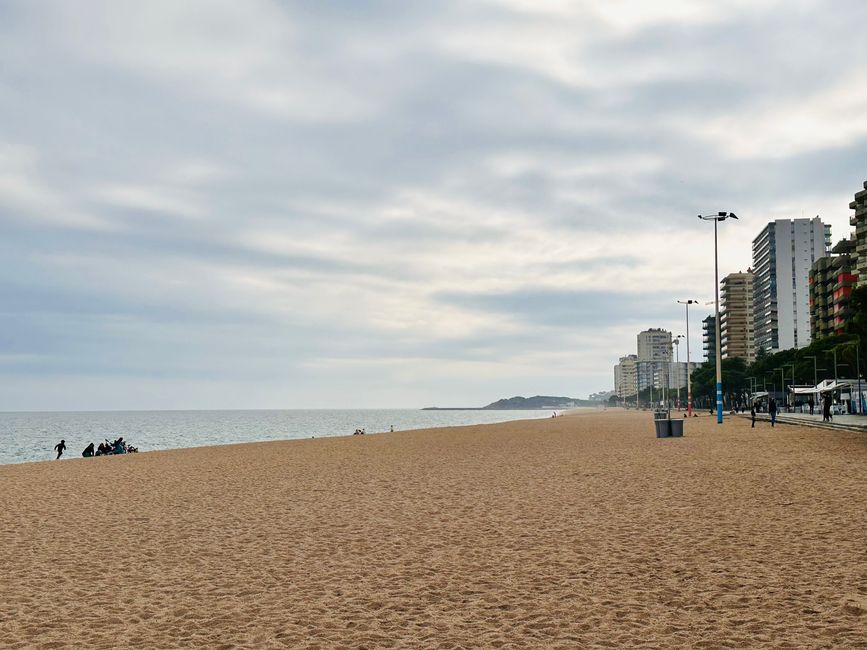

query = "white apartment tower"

[637,328,672,362]
[614,354,638,399]
[752,217,830,353]
[636,328,672,391]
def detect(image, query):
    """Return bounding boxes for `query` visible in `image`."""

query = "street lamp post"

[805,355,818,387]
[698,211,738,424]
[778,367,786,412]
[677,299,698,416]
[784,363,796,411]
[856,343,861,415]
[673,335,684,409]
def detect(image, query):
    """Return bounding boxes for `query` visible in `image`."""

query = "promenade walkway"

[744,410,867,432]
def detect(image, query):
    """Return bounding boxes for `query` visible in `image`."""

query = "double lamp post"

[698,211,738,424]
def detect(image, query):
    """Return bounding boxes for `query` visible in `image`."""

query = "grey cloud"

[436,288,678,329]
[0,1,864,409]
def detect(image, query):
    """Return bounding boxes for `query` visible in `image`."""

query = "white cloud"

[1,0,864,409]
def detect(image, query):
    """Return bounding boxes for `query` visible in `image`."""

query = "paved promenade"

[745,410,867,432]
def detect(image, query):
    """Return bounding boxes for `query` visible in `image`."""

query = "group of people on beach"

[749,392,835,428]
[352,425,394,435]
[750,399,777,428]
[54,437,138,459]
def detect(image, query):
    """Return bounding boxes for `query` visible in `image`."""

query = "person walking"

[750,403,756,428]
[768,398,777,428]
[822,393,832,422]
[54,439,66,460]
[808,398,814,416]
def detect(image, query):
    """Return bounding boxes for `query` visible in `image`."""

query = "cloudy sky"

[2,1,866,411]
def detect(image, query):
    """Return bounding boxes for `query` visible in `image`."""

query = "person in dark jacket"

[822,393,832,422]
[750,403,756,428]
[768,398,777,427]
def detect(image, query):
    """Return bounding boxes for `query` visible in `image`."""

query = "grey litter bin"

[655,419,671,438]
[669,418,684,437]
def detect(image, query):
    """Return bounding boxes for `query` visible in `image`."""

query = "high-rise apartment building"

[720,270,755,363]
[752,217,831,353]
[849,180,867,281]
[637,328,672,362]
[809,238,858,338]
[614,354,638,399]
[702,315,716,363]
[636,328,672,391]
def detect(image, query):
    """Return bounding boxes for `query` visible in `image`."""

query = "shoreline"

[2,410,864,648]
[0,408,560,467]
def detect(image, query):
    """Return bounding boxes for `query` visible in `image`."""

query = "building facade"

[636,328,672,391]
[668,361,698,391]
[637,328,672,362]
[702,315,716,364]
[809,238,858,338]
[614,354,638,399]
[850,180,867,282]
[752,217,831,353]
[720,270,755,363]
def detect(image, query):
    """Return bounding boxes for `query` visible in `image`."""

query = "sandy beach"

[0,410,864,649]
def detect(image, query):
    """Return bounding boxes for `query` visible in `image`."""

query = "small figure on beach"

[750,403,756,428]
[768,398,777,427]
[808,398,814,416]
[82,442,95,458]
[390,425,394,432]
[822,394,832,422]
[54,439,66,460]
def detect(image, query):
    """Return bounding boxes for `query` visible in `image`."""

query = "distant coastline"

[424,395,601,411]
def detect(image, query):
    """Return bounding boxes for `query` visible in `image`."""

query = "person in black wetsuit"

[82,442,95,458]
[54,439,66,460]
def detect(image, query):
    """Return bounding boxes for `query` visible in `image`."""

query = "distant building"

[614,354,638,399]
[637,328,672,362]
[668,361,699,390]
[850,180,867,282]
[702,315,716,364]
[810,238,858,338]
[636,328,671,391]
[720,270,755,363]
[752,217,831,353]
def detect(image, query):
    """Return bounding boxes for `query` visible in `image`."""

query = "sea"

[0,408,568,466]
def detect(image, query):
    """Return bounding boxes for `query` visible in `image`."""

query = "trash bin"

[669,419,684,437]
[655,419,671,438]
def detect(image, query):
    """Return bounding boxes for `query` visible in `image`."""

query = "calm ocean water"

[0,409,570,466]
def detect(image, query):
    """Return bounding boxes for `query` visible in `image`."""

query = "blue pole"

[716,381,723,423]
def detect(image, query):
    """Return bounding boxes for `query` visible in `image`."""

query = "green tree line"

[688,285,867,408]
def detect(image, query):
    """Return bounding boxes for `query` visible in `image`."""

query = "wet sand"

[0,410,864,648]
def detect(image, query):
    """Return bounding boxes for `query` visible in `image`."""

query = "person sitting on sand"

[54,439,66,460]
[82,442,95,458]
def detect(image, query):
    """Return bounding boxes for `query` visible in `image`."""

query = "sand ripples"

[0,412,864,648]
